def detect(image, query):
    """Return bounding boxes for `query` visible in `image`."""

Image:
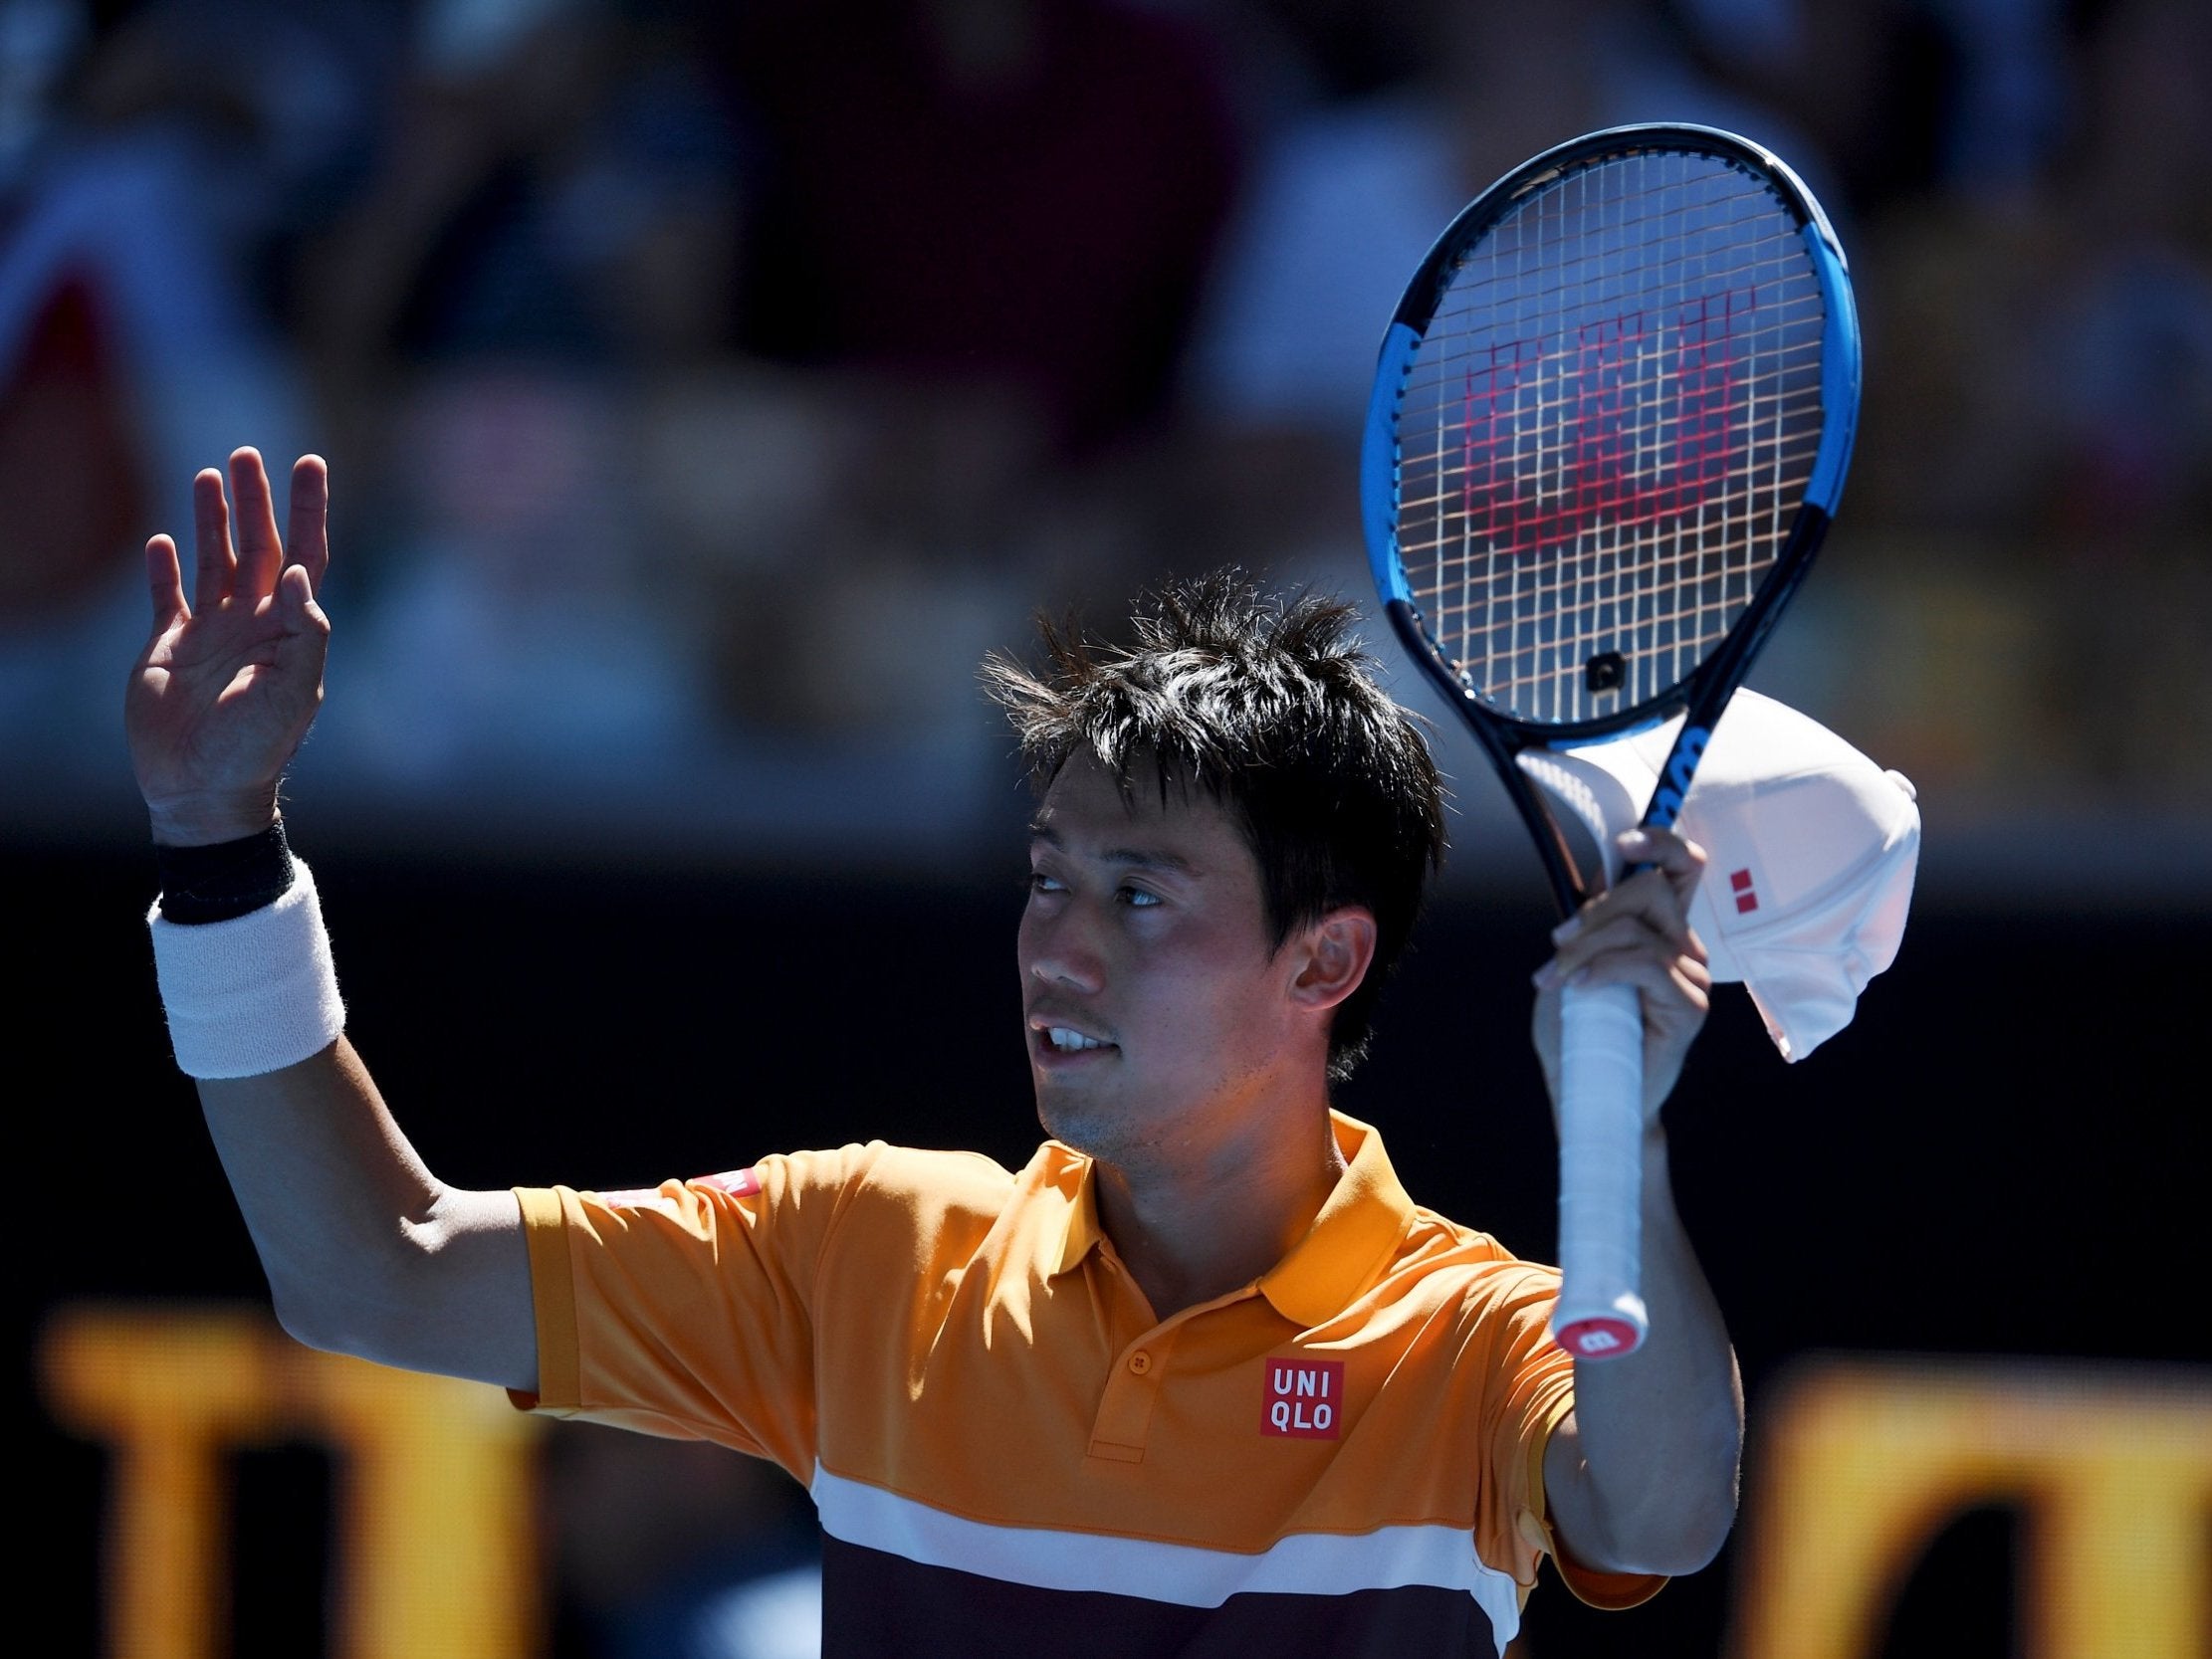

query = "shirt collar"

[1048,1149,1105,1276]
[1033,1112,1416,1319]
[1256,1112,1417,1326]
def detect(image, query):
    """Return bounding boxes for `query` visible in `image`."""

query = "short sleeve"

[511,1141,891,1483]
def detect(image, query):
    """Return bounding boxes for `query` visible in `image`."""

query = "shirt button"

[1128,1350,1152,1375]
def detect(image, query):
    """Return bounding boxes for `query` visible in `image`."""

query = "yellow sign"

[43,1306,540,1659]
[1732,1359,2212,1658]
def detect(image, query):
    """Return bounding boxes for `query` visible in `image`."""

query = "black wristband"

[154,821,298,925]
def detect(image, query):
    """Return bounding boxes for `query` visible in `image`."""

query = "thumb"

[278,563,329,634]
[145,534,190,637]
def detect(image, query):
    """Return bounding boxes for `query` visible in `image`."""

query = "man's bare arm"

[1530,829,1744,1576]
[1537,1137,1742,1575]
[131,450,537,1392]
[199,1040,538,1391]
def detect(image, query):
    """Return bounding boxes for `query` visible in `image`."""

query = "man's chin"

[1033,1084,1112,1155]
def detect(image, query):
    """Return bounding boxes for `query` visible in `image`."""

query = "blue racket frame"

[1361,123,1861,913]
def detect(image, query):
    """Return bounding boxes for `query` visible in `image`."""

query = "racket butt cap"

[1554,1312,1647,1360]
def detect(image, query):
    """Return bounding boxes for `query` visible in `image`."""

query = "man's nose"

[1024,906,1106,992]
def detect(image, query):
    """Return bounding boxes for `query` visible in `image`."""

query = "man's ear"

[1286,907,1378,1013]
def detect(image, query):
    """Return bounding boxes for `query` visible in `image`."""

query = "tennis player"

[132,449,1739,1656]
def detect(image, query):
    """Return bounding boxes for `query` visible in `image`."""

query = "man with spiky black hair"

[982,575,1447,1087]
[132,451,1737,1657]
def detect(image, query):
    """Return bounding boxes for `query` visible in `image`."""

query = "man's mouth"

[1029,1018,1118,1060]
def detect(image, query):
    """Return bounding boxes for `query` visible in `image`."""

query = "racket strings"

[1402,239,1821,374]
[1394,433,1821,519]
[1393,147,1827,726]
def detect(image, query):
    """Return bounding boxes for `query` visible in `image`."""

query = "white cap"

[1518,691,1919,1062]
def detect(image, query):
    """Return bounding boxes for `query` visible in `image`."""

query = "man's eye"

[1120,887,1162,908]
[1028,872,1066,895]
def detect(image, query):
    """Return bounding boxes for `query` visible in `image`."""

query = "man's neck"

[1090,1109,1347,1321]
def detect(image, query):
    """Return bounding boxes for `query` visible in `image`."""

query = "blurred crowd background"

[4,0,2209,886]
[12,2,2212,1657]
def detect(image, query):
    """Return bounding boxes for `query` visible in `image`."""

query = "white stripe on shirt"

[810,1464,1521,1647]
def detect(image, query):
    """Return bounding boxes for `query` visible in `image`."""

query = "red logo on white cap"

[1261,1357,1343,1439]
[1730,868,1759,915]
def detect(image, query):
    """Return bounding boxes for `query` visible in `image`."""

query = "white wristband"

[149,857,346,1079]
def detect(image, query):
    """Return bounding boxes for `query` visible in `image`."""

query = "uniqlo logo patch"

[696,1167,763,1198]
[1729,867,1759,915]
[1260,1357,1344,1439]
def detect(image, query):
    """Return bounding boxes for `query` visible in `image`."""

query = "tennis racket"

[1359,124,1859,1358]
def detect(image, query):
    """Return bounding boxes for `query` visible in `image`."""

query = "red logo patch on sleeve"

[696,1167,763,1198]
[1260,1357,1344,1439]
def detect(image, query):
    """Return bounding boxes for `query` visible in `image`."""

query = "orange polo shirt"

[515,1112,1659,1655]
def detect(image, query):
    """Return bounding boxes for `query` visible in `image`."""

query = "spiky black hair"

[983,571,1445,1080]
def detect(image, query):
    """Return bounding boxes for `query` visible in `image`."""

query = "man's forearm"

[197,1037,537,1391]
[1558,1128,1742,1574]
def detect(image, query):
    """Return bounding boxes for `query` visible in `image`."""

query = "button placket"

[1083,1265,1263,1462]
[1088,1330,1178,1461]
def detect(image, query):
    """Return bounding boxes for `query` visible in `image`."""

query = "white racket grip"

[1552,979,1650,1358]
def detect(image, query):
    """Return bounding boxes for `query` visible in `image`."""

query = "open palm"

[127,450,333,846]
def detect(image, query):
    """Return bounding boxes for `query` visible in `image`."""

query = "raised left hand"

[126,450,332,846]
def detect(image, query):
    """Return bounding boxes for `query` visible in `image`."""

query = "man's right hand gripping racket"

[1359,125,1861,1358]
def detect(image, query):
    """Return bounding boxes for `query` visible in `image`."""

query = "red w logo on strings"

[1453,290,1752,553]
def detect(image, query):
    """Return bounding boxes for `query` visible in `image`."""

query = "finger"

[190,467,235,613]
[144,534,188,631]
[1662,958,1712,1020]
[273,565,332,706]
[277,562,330,637]
[287,455,331,589]
[1619,826,1708,911]
[230,447,284,596]
[1567,945,1712,1017]
[1553,868,1700,956]
[1619,825,1705,874]
[1537,915,1704,990]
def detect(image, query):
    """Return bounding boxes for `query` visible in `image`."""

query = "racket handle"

[1552,979,1650,1359]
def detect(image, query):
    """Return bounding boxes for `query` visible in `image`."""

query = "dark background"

[7,0,2211,1650]
[19,830,2206,1655]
